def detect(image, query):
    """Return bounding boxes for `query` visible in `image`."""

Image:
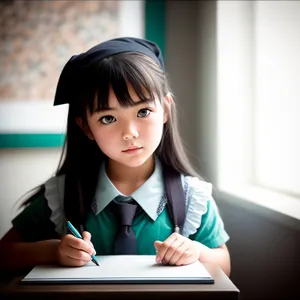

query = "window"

[216,1,300,221]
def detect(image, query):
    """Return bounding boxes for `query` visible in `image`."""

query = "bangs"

[84,53,165,115]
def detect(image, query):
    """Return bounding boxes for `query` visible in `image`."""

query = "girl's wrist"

[192,241,210,261]
[192,240,202,260]
[44,239,61,265]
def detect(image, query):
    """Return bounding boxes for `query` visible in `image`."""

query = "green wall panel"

[145,0,165,57]
[0,134,65,148]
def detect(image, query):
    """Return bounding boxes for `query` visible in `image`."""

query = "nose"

[122,122,139,140]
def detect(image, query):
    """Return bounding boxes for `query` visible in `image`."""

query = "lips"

[122,146,143,152]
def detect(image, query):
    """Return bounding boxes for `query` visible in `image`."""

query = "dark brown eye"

[137,108,150,118]
[100,115,116,124]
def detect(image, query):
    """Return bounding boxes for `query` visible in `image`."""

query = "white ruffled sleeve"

[182,176,212,237]
[44,175,66,236]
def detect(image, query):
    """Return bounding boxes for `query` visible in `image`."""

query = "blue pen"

[66,221,99,266]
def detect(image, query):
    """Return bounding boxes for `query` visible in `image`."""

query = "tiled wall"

[0,0,119,101]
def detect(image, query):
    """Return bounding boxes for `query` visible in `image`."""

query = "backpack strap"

[162,165,186,234]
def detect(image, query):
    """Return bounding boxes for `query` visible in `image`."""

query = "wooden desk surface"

[0,263,239,300]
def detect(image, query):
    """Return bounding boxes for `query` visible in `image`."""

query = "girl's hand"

[154,233,201,266]
[57,231,96,267]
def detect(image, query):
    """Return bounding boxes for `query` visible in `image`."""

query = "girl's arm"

[0,228,60,272]
[195,242,231,276]
[0,228,96,272]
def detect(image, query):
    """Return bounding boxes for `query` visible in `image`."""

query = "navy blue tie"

[112,196,138,255]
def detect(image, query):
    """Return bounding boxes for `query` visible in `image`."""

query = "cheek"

[96,130,113,142]
[151,113,165,129]
[90,125,116,150]
[146,115,165,138]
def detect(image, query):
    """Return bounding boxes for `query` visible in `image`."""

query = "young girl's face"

[86,84,168,168]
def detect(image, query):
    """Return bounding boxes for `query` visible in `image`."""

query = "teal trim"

[145,0,165,57]
[0,134,65,148]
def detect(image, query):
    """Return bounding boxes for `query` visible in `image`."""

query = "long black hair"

[23,52,202,229]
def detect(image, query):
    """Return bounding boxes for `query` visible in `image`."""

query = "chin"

[116,155,153,168]
[123,159,149,168]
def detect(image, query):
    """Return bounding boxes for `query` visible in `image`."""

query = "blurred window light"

[216,0,300,220]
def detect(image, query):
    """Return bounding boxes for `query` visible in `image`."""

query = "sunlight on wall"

[216,1,300,220]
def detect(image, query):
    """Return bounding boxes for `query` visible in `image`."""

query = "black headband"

[53,37,164,106]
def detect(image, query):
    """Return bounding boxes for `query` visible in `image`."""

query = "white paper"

[22,255,213,283]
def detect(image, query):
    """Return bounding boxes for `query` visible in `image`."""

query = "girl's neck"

[106,156,155,195]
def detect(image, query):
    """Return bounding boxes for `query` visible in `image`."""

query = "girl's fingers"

[172,241,201,266]
[155,234,201,266]
[162,238,184,264]
[61,255,90,267]
[82,231,91,242]
[176,250,196,266]
[156,233,180,262]
[89,241,96,255]
[65,234,94,255]
[154,241,163,263]
[156,233,187,264]
[58,237,91,267]
[82,231,96,255]
[64,246,92,262]
[168,243,189,265]
[58,232,97,267]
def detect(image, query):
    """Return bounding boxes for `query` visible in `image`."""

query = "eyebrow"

[95,99,155,113]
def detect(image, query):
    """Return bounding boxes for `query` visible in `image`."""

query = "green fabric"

[189,200,229,248]
[12,190,57,242]
[85,198,229,255]
[85,206,173,255]
[11,186,229,251]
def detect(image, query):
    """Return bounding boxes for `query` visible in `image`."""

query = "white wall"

[0,148,62,238]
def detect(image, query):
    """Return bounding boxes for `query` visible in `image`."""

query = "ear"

[76,117,94,140]
[163,93,173,123]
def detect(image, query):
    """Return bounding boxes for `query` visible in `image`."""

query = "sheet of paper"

[22,255,213,284]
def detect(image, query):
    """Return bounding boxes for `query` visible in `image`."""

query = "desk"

[0,263,239,300]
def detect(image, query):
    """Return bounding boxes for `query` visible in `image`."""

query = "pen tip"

[92,258,99,266]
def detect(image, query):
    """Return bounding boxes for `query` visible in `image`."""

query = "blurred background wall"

[0,1,299,299]
[0,0,144,238]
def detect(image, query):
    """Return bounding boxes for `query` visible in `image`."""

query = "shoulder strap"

[162,165,186,234]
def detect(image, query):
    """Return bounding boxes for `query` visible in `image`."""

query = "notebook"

[22,255,214,284]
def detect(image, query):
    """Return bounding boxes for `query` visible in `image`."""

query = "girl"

[0,37,230,275]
